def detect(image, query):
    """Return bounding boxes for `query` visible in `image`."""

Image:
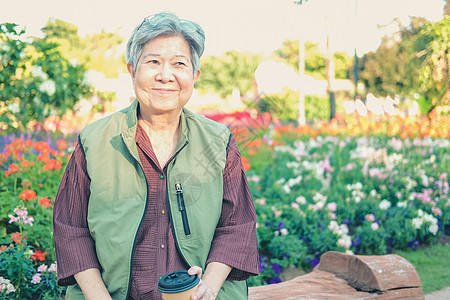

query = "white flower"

[7,103,20,114]
[337,236,352,249]
[280,228,289,235]
[379,199,391,210]
[412,218,423,229]
[397,201,407,208]
[296,196,306,205]
[31,65,48,80]
[39,79,56,96]
[429,224,439,235]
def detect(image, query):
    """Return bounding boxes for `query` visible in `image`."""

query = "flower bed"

[0,138,71,299]
[0,110,449,295]
[245,133,449,286]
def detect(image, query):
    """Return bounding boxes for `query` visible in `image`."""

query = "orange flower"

[19,189,37,201]
[20,160,30,167]
[43,159,62,171]
[0,153,7,165]
[10,232,26,244]
[0,245,7,253]
[241,156,251,172]
[38,197,52,208]
[37,153,50,163]
[31,250,47,261]
[5,170,9,178]
[57,139,69,150]
[9,163,20,173]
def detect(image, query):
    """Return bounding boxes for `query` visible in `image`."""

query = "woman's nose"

[156,63,175,82]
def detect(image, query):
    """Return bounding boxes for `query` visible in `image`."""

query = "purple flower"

[311,258,320,268]
[272,263,283,274]
[278,222,284,229]
[269,276,282,284]
[343,219,350,225]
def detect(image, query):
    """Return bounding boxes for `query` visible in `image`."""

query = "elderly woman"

[53,12,259,300]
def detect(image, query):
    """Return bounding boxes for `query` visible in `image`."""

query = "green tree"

[42,18,125,78]
[195,50,262,99]
[359,16,450,115]
[273,39,353,80]
[413,15,450,114]
[0,23,92,131]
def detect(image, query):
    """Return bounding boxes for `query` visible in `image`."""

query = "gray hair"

[126,12,205,76]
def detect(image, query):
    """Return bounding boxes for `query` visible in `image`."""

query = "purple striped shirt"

[53,125,259,300]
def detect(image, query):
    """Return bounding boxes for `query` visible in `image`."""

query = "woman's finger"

[188,266,203,278]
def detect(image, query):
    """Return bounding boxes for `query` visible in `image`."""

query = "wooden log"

[249,251,424,299]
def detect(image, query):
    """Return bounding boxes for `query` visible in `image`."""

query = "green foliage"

[195,50,262,98]
[256,89,298,122]
[305,95,330,122]
[0,23,92,132]
[42,18,126,78]
[273,40,353,80]
[359,16,450,115]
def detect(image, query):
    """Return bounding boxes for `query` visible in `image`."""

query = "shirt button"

[161,244,165,249]
[162,210,165,215]
[160,174,164,179]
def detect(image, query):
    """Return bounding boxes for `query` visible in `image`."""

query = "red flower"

[57,139,68,150]
[9,163,20,173]
[10,232,26,244]
[38,197,52,208]
[0,245,7,253]
[31,250,47,261]
[43,159,62,171]
[241,156,251,172]
[5,170,9,178]
[21,160,30,167]
[19,189,37,201]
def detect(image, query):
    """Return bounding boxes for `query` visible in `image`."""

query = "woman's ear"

[127,63,135,80]
[193,69,200,82]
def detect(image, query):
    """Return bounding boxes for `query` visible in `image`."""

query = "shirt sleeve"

[53,142,101,286]
[206,136,260,280]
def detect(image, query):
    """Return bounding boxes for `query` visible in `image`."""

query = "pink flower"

[37,264,48,273]
[31,273,41,284]
[48,263,57,273]
[371,223,379,231]
[365,214,376,222]
[432,207,442,217]
[326,202,337,212]
[8,207,34,226]
[318,156,334,173]
[280,228,289,235]
[343,163,356,171]
[291,202,300,209]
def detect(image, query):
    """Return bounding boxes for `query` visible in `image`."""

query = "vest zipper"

[175,183,191,235]
[164,140,192,268]
[124,144,150,300]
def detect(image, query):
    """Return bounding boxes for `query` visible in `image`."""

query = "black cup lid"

[158,270,200,294]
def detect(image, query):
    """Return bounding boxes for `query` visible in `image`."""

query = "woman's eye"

[148,60,158,64]
[176,62,186,66]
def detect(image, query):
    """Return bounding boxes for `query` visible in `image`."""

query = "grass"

[394,242,450,294]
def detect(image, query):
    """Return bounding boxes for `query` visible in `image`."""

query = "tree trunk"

[325,33,336,120]
[445,0,450,16]
[298,39,306,126]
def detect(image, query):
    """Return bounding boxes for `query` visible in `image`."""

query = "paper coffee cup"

[158,270,200,300]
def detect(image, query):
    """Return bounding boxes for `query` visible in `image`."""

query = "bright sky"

[1,0,445,56]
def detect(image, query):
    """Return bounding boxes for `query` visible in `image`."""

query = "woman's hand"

[188,262,232,300]
[188,266,215,300]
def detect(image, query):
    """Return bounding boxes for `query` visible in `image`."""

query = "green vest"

[66,100,248,300]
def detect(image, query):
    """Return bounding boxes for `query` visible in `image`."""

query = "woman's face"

[128,35,200,116]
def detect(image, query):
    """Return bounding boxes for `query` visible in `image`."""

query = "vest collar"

[120,99,190,159]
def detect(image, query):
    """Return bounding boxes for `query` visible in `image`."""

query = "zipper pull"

[175,183,190,235]
[175,183,185,211]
